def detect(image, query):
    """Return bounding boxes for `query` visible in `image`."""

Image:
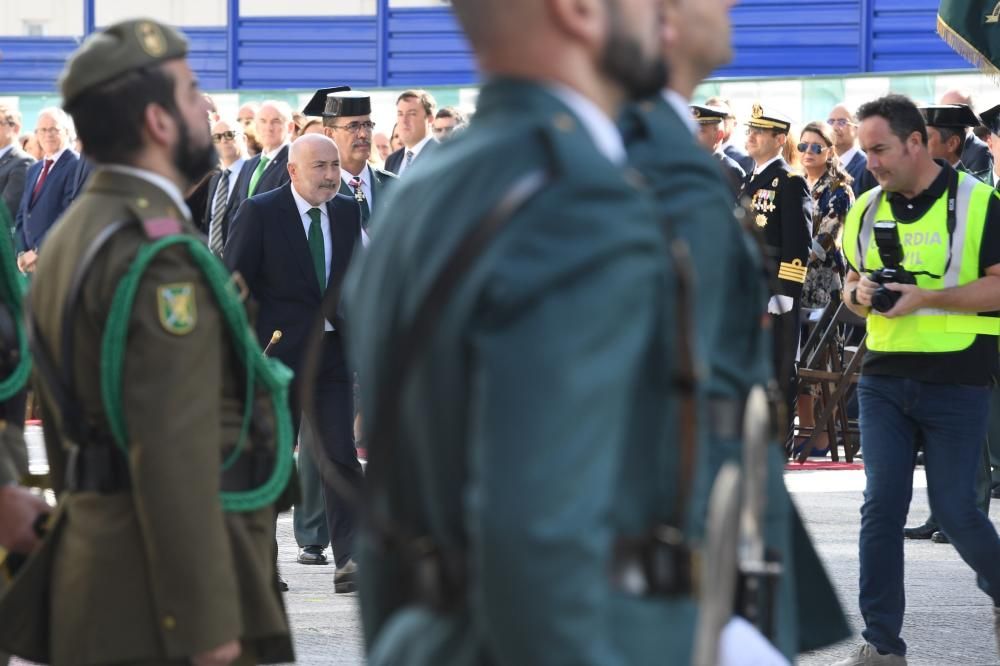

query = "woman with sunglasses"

[796,120,855,455]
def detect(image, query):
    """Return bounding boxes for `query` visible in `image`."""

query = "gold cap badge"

[137,21,167,57]
[751,103,764,119]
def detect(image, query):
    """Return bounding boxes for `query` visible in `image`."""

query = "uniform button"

[163,615,176,630]
[552,113,575,133]
[137,197,149,209]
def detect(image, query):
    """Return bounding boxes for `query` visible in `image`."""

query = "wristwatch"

[850,287,861,306]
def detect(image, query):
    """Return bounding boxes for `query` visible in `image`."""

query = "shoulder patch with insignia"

[157,282,197,335]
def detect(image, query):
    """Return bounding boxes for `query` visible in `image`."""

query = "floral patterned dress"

[801,171,855,308]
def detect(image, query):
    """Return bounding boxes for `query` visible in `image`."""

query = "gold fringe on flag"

[937,14,1000,81]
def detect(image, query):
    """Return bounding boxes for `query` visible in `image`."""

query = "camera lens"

[871,288,898,313]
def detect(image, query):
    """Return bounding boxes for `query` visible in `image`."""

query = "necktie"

[350,177,371,228]
[307,207,326,291]
[247,154,270,197]
[208,168,230,256]
[30,159,53,206]
[404,150,414,171]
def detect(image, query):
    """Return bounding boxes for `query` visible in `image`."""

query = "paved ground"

[276,466,1000,665]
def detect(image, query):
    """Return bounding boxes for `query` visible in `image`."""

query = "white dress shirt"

[751,154,782,179]
[396,135,434,176]
[838,146,860,168]
[0,144,13,161]
[548,83,627,165]
[340,165,373,208]
[290,184,334,331]
[222,157,247,201]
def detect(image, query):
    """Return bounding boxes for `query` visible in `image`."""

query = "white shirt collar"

[547,83,626,165]
[0,145,12,161]
[839,146,860,166]
[405,135,433,159]
[43,147,67,164]
[752,154,782,176]
[290,183,330,220]
[262,142,288,163]
[662,89,698,135]
[101,164,192,221]
[341,164,364,184]
[223,157,246,175]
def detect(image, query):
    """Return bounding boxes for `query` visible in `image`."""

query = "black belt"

[708,397,745,441]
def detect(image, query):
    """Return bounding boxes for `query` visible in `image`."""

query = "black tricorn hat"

[919,104,982,129]
[978,104,1000,136]
[302,86,352,117]
[323,90,372,118]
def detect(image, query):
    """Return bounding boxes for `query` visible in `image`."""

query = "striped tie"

[208,169,229,256]
[404,150,414,171]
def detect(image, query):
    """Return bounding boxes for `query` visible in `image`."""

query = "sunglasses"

[212,131,239,143]
[797,142,826,155]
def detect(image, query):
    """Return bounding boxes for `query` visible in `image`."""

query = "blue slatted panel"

[235,17,378,89]
[0,37,81,93]
[870,0,970,72]
[385,8,477,87]
[184,27,228,92]
[717,0,863,77]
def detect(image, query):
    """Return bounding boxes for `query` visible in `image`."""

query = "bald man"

[225,133,364,592]
[343,0,695,664]
[940,89,994,175]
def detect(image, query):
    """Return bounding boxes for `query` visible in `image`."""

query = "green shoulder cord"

[100,236,294,512]
[0,202,31,401]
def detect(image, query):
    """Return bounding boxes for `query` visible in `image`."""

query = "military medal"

[772,177,779,187]
[756,214,768,228]
[350,177,366,204]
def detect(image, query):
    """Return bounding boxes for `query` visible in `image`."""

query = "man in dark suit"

[225,133,363,593]
[691,103,745,199]
[828,103,877,198]
[706,95,754,174]
[0,105,34,226]
[203,118,248,255]
[14,107,79,273]
[226,100,293,223]
[303,88,397,231]
[940,89,993,175]
[741,103,812,437]
[384,89,440,176]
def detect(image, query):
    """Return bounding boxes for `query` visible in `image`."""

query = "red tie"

[30,159,53,206]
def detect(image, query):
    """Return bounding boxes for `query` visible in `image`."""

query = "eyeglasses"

[797,142,827,155]
[36,127,62,135]
[827,118,855,128]
[211,131,239,143]
[331,121,376,134]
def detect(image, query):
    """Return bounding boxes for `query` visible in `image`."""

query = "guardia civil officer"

[921,104,992,182]
[837,93,1000,665]
[741,104,812,437]
[343,0,700,663]
[0,20,294,666]
[302,88,397,231]
[622,1,848,659]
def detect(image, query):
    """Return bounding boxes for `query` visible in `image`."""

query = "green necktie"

[247,154,270,197]
[307,207,326,290]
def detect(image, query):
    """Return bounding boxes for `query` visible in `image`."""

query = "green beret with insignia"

[59,18,189,106]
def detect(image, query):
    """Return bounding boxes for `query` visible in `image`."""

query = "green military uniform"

[345,79,694,664]
[0,20,294,665]
[338,164,395,230]
[623,93,850,658]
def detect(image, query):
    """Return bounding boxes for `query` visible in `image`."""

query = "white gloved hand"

[767,295,795,315]
[719,616,790,666]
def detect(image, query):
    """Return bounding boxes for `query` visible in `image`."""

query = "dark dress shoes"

[903,523,937,539]
[334,558,358,594]
[297,546,329,565]
[931,531,950,544]
[276,571,289,592]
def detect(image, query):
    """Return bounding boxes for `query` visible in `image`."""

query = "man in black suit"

[204,118,248,255]
[0,104,34,225]
[828,103,877,198]
[706,95,754,174]
[384,89,439,176]
[226,100,293,222]
[225,133,363,593]
[691,103,745,199]
[940,89,993,175]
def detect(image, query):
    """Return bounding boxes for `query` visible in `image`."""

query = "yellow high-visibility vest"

[842,171,999,353]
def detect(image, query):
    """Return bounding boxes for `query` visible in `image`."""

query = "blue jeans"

[858,375,1000,656]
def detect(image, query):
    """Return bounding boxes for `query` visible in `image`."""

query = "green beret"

[60,19,188,106]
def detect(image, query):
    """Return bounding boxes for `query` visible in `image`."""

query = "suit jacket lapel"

[276,186,322,298]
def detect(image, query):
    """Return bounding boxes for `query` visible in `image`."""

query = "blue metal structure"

[0,0,973,94]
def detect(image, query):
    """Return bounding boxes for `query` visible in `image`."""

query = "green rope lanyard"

[0,203,31,401]
[100,236,294,512]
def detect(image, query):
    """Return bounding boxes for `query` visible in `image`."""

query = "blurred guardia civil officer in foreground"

[341,0,727,663]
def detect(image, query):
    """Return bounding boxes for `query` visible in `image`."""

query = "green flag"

[938,1,1000,75]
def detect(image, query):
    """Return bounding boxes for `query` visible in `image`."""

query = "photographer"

[836,94,1000,665]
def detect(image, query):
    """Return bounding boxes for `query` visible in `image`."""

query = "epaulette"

[142,218,183,239]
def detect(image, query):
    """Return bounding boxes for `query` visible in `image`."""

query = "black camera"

[869,221,916,313]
